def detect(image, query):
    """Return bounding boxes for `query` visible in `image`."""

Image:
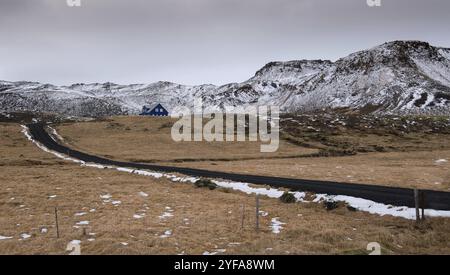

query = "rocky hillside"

[1,41,449,117]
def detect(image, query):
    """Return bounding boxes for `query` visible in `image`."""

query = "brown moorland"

[1,122,450,254]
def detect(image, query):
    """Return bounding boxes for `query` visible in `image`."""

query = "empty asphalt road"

[27,123,450,211]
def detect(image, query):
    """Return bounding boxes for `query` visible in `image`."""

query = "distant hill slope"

[1,41,449,117]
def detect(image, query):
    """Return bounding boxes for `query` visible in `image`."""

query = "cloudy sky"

[0,0,449,85]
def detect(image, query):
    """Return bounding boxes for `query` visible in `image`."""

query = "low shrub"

[324,200,339,211]
[194,179,218,190]
[279,192,296,203]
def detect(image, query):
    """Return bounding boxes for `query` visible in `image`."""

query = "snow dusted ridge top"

[2,41,450,117]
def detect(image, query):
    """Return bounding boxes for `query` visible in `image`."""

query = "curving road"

[27,123,450,211]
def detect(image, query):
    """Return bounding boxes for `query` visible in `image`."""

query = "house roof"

[143,103,167,111]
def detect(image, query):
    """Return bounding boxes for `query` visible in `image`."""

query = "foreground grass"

[1,123,450,254]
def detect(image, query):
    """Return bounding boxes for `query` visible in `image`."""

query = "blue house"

[140,103,169,116]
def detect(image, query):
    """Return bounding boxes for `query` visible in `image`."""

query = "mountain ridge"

[1,40,449,117]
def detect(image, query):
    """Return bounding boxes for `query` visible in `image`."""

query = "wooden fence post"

[241,204,245,230]
[414,189,420,222]
[55,207,60,238]
[420,191,426,221]
[255,195,260,231]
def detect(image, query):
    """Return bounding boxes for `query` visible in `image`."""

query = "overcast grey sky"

[0,0,449,85]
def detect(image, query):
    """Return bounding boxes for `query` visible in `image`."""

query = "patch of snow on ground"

[212,180,285,198]
[0,236,13,240]
[138,191,149,197]
[83,163,112,169]
[100,194,112,200]
[20,233,31,239]
[203,249,226,255]
[133,214,145,219]
[116,167,164,178]
[435,159,448,164]
[160,230,172,238]
[313,194,450,220]
[270,218,285,234]
[48,126,65,142]
[259,210,269,217]
[100,194,122,206]
[159,207,174,220]
[70,240,81,245]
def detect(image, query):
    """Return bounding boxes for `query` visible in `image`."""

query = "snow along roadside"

[21,125,450,220]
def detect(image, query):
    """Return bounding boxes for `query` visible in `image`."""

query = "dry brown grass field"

[56,116,318,163]
[55,116,450,191]
[1,122,450,255]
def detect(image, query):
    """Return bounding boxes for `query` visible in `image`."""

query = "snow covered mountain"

[1,41,449,117]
